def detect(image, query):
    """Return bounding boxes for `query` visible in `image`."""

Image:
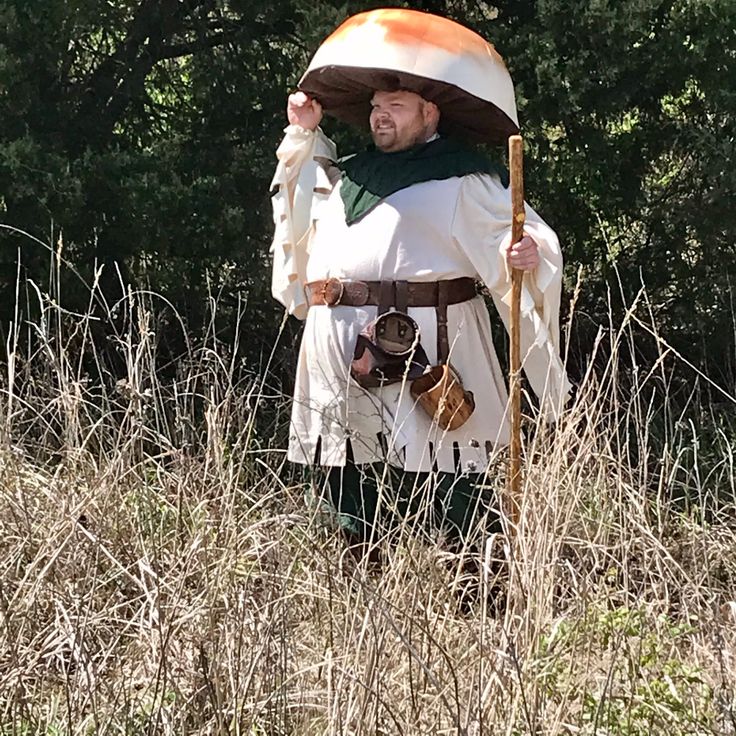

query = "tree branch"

[156,30,234,60]
[69,0,218,148]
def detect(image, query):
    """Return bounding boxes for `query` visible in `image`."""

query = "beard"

[371,126,397,151]
[370,123,429,153]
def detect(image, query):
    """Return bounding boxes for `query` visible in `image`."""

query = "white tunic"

[270,125,570,472]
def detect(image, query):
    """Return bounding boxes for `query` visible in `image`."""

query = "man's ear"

[424,101,440,131]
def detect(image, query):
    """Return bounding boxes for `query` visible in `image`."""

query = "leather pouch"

[351,311,429,388]
[410,363,475,431]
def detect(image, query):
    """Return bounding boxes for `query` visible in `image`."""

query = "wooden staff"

[508,135,525,527]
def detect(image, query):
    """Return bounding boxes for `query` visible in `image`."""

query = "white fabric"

[302,8,518,125]
[270,126,571,472]
[270,125,338,320]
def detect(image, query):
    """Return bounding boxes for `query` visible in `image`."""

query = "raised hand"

[287,91,323,131]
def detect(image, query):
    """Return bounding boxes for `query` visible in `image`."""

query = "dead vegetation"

[1,265,736,735]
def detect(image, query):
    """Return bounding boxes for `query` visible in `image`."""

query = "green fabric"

[338,137,509,225]
[323,459,500,545]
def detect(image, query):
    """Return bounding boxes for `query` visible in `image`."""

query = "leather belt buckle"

[322,278,344,306]
[349,281,370,306]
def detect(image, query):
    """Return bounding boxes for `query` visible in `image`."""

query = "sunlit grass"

[1,252,735,734]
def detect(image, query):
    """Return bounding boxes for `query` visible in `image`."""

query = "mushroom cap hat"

[299,8,519,145]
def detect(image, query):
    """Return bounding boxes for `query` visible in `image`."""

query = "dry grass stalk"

[0,257,735,735]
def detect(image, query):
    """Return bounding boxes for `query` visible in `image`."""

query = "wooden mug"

[410,364,475,431]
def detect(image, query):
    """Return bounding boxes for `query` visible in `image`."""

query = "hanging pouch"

[351,311,429,389]
[410,364,475,431]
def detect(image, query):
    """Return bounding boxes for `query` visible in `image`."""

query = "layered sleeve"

[451,173,571,418]
[270,125,338,320]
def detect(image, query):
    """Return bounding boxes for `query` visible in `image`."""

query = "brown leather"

[306,277,477,309]
[351,312,429,388]
[436,281,450,365]
[378,280,393,316]
[410,364,476,431]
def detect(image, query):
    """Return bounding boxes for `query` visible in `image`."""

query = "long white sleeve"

[270,125,337,319]
[451,173,571,417]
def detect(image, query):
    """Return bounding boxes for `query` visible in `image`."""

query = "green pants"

[321,446,500,546]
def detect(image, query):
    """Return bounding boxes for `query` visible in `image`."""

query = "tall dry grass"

[1,241,735,735]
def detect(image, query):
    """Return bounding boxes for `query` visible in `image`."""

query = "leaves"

[0,0,734,384]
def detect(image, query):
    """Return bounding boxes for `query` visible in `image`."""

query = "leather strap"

[395,280,409,314]
[436,281,450,365]
[378,280,393,316]
[306,277,477,309]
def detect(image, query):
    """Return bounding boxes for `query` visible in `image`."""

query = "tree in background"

[0,0,734,390]
[482,0,736,390]
[0,0,304,364]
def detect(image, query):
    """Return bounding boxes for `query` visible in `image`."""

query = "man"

[270,86,567,557]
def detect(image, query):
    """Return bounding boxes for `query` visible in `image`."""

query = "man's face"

[369,90,438,152]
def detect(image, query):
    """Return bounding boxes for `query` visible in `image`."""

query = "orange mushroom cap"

[299,8,519,145]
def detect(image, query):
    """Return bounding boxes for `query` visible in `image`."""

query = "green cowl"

[338,137,508,225]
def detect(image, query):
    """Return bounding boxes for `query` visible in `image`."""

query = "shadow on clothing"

[317,440,501,550]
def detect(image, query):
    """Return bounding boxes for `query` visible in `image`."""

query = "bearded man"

[269,80,569,559]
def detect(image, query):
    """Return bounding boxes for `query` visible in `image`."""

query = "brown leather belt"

[306,277,477,309]
[306,277,478,364]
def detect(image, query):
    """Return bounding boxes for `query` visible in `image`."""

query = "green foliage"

[0,0,734,386]
[537,605,715,734]
[465,0,736,386]
[0,0,299,356]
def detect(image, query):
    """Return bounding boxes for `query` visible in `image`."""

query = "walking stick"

[507,135,525,528]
